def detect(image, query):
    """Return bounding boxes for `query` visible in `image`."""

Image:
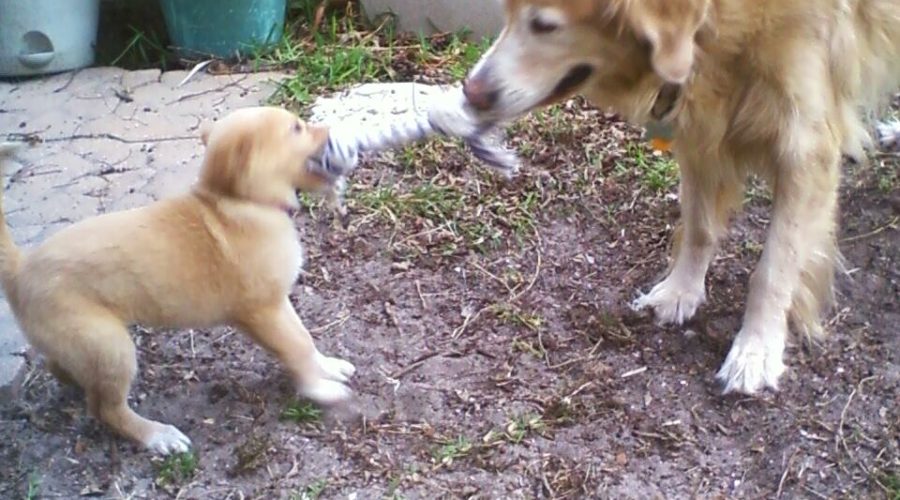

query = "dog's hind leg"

[717,133,841,394]
[633,150,745,324]
[49,313,191,454]
[236,297,355,405]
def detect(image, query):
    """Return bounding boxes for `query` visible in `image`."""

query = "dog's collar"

[645,83,683,152]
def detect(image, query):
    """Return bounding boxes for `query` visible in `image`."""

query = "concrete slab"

[0,67,287,401]
[361,0,504,40]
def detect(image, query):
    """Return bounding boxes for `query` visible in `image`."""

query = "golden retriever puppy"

[462,0,900,394]
[0,107,356,454]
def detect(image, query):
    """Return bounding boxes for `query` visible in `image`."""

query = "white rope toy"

[308,86,521,180]
[307,86,521,225]
[877,119,900,151]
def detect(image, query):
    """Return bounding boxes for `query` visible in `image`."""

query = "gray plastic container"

[0,0,100,77]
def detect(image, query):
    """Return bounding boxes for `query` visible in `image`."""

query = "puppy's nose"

[463,76,500,112]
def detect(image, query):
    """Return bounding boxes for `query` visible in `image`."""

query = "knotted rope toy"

[877,119,900,151]
[306,86,521,225]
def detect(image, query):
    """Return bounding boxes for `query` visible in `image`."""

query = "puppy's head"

[463,0,710,123]
[198,107,331,209]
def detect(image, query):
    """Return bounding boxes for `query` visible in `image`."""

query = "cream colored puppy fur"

[0,107,355,454]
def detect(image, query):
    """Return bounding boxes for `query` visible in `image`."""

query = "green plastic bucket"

[159,0,286,58]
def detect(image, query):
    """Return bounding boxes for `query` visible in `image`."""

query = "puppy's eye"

[293,121,304,133]
[530,17,559,34]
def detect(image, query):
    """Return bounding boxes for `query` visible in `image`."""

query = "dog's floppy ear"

[647,28,695,84]
[629,0,708,84]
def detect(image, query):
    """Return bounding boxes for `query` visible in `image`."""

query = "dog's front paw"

[315,351,356,383]
[145,423,192,455]
[877,119,900,151]
[632,278,706,325]
[716,327,786,395]
[299,377,353,405]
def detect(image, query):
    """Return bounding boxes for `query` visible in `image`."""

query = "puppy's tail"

[0,143,24,289]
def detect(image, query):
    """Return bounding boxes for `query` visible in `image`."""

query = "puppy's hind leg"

[237,297,355,405]
[633,151,745,325]
[59,315,191,454]
[46,359,78,387]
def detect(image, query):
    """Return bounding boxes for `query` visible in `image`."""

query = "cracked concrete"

[0,67,288,400]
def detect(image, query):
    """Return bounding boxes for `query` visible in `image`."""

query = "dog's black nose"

[463,76,499,111]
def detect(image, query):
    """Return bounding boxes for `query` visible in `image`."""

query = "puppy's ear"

[199,135,252,198]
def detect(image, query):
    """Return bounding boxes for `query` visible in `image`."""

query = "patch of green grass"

[24,472,40,500]
[740,239,764,257]
[876,162,898,193]
[432,436,474,466]
[155,452,198,486]
[281,400,324,423]
[261,11,395,106]
[482,413,547,445]
[444,35,493,80]
[616,142,680,193]
[229,433,273,476]
[109,26,170,69]
[291,479,328,500]
[495,305,544,332]
[881,473,900,500]
[520,105,570,139]
[511,338,544,358]
[356,183,463,223]
[353,172,538,254]
[504,414,546,443]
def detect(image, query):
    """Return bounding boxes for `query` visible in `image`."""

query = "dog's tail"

[0,143,24,290]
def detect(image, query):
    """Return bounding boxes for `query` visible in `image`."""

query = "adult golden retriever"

[0,107,355,454]
[462,0,900,394]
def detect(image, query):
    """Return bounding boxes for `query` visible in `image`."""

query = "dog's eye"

[530,17,559,34]
[293,121,304,134]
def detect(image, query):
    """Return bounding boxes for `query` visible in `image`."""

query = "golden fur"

[0,107,356,454]
[464,0,900,393]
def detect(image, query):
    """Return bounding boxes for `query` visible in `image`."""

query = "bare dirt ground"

[2,15,900,494]
[1,91,897,499]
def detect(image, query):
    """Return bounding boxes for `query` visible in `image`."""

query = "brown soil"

[1,96,898,499]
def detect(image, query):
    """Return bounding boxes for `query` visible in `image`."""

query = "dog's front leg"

[238,298,356,404]
[717,139,840,394]
[633,150,745,324]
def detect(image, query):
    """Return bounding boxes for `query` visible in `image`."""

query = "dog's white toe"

[300,378,353,405]
[632,278,706,325]
[315,351,357,382]
[145,424,192,455]
[716,328,786,395]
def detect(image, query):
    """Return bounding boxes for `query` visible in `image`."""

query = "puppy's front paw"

[315,351,356,383]
[632,277,706,325]
[716,327,786,395]
[145,423,192,455]
[299,377,353,405]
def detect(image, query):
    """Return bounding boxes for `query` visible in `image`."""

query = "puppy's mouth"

[537,64,594,108]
